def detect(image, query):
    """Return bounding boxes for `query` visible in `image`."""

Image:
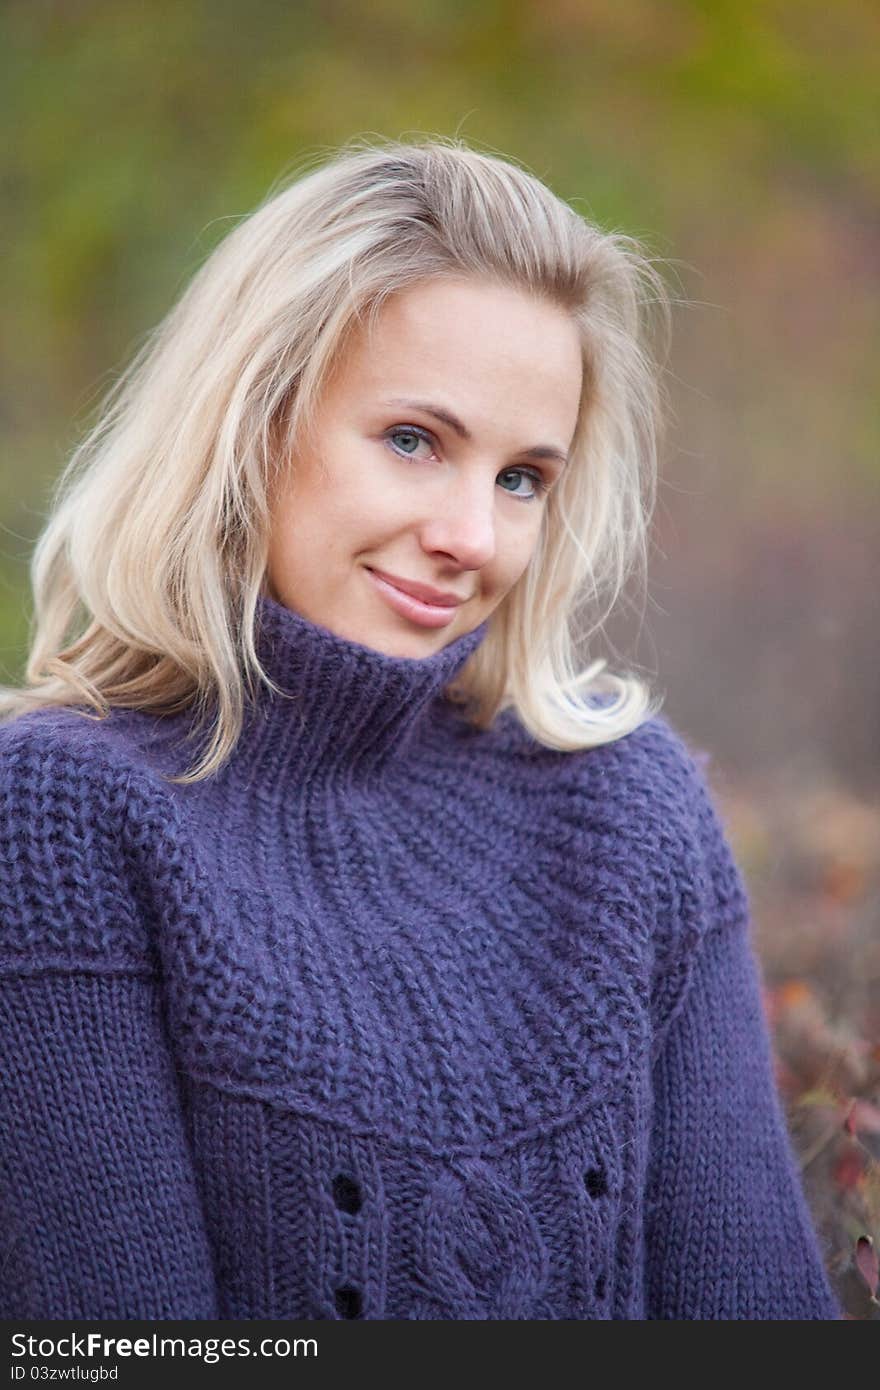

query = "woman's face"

[265,274,583,657]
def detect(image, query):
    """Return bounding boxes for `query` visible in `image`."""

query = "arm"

[643,820,842,1319]
[0,715,219,1319]
[0,967,219,1319]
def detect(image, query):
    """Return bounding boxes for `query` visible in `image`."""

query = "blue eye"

[383,425,551,503]
[498,468,551,502]
[385,426,434,460]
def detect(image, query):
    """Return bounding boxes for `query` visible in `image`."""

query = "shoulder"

[624,711,750,930]
[485,702,738,870]
[478,702,749,920]
[0,703,180,837]
[607,711,752,1044]
[485,704,751,1020]
[0,705,182,976]
[568,708,750,931]
[0,698,185,772]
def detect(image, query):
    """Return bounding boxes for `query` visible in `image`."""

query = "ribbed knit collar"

[235,591,491,786]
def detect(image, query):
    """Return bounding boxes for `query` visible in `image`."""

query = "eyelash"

[383,424,551,502]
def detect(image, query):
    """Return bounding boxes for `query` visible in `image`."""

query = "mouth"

[364,567,463,629]
[366,568,465,607]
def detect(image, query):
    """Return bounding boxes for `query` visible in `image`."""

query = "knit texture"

[0,593,841,1319]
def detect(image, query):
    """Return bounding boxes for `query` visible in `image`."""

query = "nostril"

[332,1172,363,1214]
[584,1165,607,1198]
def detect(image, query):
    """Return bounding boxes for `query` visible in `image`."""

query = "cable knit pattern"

[0,593,841,1319]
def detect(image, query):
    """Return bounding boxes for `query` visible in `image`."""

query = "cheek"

[504,520,544,582]
[271,461,365,539]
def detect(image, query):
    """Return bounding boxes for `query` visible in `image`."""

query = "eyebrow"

[383,397,570,466]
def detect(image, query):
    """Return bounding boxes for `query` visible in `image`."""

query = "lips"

[365,568,462,629]
[366,568,466,607]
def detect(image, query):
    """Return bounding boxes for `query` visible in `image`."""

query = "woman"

[0,136,841,1320]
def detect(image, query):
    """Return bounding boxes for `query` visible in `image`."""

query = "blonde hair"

[0,134,674,783]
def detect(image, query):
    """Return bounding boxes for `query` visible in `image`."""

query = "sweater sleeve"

[0,971,220,1319]
[0,714,219,1319]
[642,738,842,1320]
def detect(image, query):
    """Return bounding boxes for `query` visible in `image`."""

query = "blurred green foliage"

[1,0,878,706]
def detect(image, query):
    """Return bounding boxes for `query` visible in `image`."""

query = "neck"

[226,591,489,788]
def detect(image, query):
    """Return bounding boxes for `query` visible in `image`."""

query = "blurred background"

[2,0,878,1317]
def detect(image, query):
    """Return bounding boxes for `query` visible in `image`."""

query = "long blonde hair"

[0,134,674,783]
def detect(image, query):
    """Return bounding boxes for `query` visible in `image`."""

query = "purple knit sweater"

[0,593,841,1320]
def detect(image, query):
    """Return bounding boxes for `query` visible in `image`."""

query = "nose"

[419,475,498,571]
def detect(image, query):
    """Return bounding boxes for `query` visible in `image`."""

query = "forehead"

[336,277,584,430]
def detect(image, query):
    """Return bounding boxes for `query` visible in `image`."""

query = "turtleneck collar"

[233,591,490,787]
